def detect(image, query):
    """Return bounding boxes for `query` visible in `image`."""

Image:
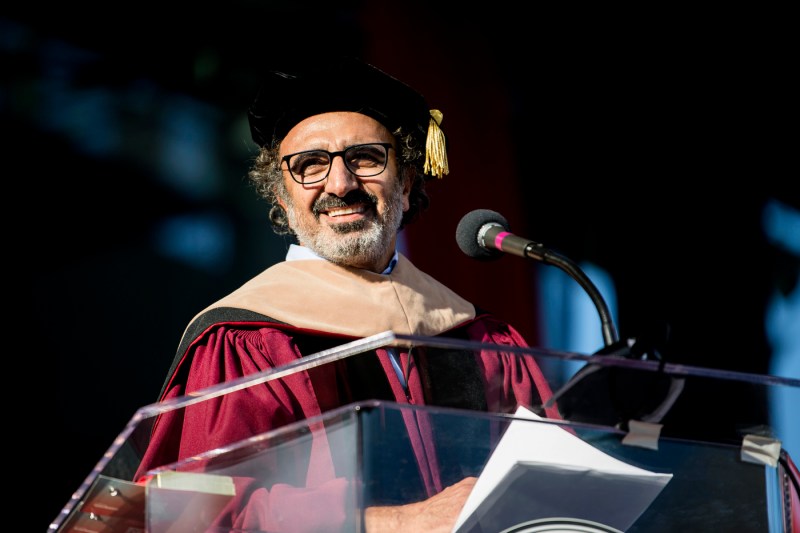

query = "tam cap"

[247,56,449,179]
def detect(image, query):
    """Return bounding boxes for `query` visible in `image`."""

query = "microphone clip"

[546,321,684,427]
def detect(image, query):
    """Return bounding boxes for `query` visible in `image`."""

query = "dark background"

[5,4,797,530]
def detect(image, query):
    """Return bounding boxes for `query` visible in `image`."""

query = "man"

[136,56,559,532]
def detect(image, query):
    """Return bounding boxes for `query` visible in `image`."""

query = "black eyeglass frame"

[281,142,394,185]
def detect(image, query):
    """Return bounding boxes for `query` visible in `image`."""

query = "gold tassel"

[424,109,449,179]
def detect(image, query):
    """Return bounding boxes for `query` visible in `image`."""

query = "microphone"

[457,209,683,423]
[456,209,547,261]
[455,209,619,347]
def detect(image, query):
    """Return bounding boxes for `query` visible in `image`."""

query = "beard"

[283,182,405,270]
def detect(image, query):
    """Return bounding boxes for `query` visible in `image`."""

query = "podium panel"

[135,400,781,532]
[49,331,799,532]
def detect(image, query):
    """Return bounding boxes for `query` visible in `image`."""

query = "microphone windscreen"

[455,209,509,261]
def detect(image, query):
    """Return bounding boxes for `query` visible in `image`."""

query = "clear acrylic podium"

[49,331,800,532]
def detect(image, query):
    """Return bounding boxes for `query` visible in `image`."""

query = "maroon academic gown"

[136,255,559,532]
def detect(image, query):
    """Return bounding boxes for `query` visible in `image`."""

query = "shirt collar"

[286,244,398,275]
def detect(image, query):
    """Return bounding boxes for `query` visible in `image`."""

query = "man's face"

[277,111,411,272]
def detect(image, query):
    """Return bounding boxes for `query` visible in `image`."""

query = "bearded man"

[137,56,558,533]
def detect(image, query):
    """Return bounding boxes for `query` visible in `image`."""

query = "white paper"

[452,406,672,532]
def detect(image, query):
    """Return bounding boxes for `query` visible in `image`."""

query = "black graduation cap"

[247,56,449,179]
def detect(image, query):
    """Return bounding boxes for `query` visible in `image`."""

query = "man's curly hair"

[248,128,431,237]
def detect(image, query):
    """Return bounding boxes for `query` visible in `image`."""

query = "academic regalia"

[135,256,558,531]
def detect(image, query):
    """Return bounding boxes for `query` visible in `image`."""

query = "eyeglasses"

[281,142,394,185]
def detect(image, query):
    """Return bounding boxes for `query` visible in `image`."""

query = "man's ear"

[274,184,288,210]
[401,168,414,211]
[403,168,415,194]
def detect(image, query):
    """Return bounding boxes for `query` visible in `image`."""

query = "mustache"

[312,189,377,216]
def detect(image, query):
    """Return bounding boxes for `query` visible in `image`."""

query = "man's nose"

[323,155,359,196]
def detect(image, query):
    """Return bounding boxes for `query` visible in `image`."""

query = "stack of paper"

[453,406,672,533]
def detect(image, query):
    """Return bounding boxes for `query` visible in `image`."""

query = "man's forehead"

[280,111,394,151]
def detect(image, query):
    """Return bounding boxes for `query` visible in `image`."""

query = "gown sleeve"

[136,324,356,532]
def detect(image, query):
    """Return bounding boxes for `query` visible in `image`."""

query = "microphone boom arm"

[459,210,619,347]
[525,243,619,346]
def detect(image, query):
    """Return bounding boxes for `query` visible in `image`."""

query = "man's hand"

[364,476,477,533]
